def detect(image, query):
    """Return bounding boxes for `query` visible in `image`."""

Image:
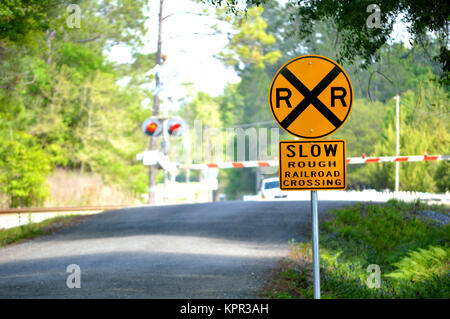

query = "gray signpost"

[311,190,320,299]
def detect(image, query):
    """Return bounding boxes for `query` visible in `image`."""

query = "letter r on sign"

[331,87,347,107]
[276,88,292,108]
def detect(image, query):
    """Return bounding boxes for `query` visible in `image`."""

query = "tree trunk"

[45,30,56,65]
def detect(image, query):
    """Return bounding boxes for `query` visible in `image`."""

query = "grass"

[264,199,450,299]
[0,214,88,247]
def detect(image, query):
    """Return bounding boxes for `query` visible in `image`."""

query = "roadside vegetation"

[264,199,450,299]
[0,214,87,247]
[1,1,448,208]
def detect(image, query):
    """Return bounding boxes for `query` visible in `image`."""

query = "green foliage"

[216,6,281,72]
[178,91,225,168]
[1,0,449,205]
[268,200,449,299]
[0,214,83,247]
[367,81,449,191]
[207,0,450,86]
[435,161,450,192]
[266,291,297,299]
[0,131,52,207]
[262,5,442,103]
[211,4,284,198]
[56,42,111,76]
[0,0,64,42]
[220,168,256,200]
[0,0,152,207]
[323,200,449,261]
[60,0,148,49]
[320,200,450,298]
[386,246,450,282]
[237,67,272,123]
[384,246,450,298]
[351,43,442,102]
[211,0,449,197]
[332,99,390,189]
[182,92,223,128]
[216,83,241,127]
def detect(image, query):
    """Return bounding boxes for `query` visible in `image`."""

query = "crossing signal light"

[147,123,157,133]
[169,123,180,133]
[142,117,162,137]
[167,117,187,137]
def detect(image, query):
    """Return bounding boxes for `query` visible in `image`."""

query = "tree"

[179,91,224,166]
[216,6,281,72]
[206,0,450,87]
[0,1,66,43]
[368,80,449,191]
[332,99,390,189]
[0,0,152,207]
[212,5,284,197]
[210,0,449,195]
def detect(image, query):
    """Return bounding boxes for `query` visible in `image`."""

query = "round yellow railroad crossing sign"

[269,55,353,139]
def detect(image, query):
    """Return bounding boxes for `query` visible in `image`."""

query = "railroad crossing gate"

[279,140,347,191]
[269,55,353,139]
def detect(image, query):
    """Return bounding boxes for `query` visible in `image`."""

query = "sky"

[107,0,412,110]
[107,0,240,110]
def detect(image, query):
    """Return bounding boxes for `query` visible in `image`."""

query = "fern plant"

[386,246,449,282]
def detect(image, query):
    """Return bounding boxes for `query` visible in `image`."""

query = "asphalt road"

[0,200,355,298]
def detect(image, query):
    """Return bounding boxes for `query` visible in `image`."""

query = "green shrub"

[269,200,450,299]
[0,131,52,207]
[323,200,450,264]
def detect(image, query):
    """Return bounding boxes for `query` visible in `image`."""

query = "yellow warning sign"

[279,140,347,191]
[269,55,353,139]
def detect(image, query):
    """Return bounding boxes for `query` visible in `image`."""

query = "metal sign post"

[310,190,320,299]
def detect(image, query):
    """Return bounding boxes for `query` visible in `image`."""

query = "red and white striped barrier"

[187,160,279,170]
[346,155,449,164]
[182,155,450,170]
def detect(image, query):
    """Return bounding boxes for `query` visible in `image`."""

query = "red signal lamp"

[147,122,158,133]
[142,117,162,137]
[167,117,186,137]
[169,123,180,134]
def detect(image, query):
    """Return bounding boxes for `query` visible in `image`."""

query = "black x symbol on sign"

[278,66,345,128]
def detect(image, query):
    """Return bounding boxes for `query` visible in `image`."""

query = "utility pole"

[148,0,164,204]
[395,94,400,193]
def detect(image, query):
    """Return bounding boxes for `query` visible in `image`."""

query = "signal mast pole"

[148,0,164,204]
